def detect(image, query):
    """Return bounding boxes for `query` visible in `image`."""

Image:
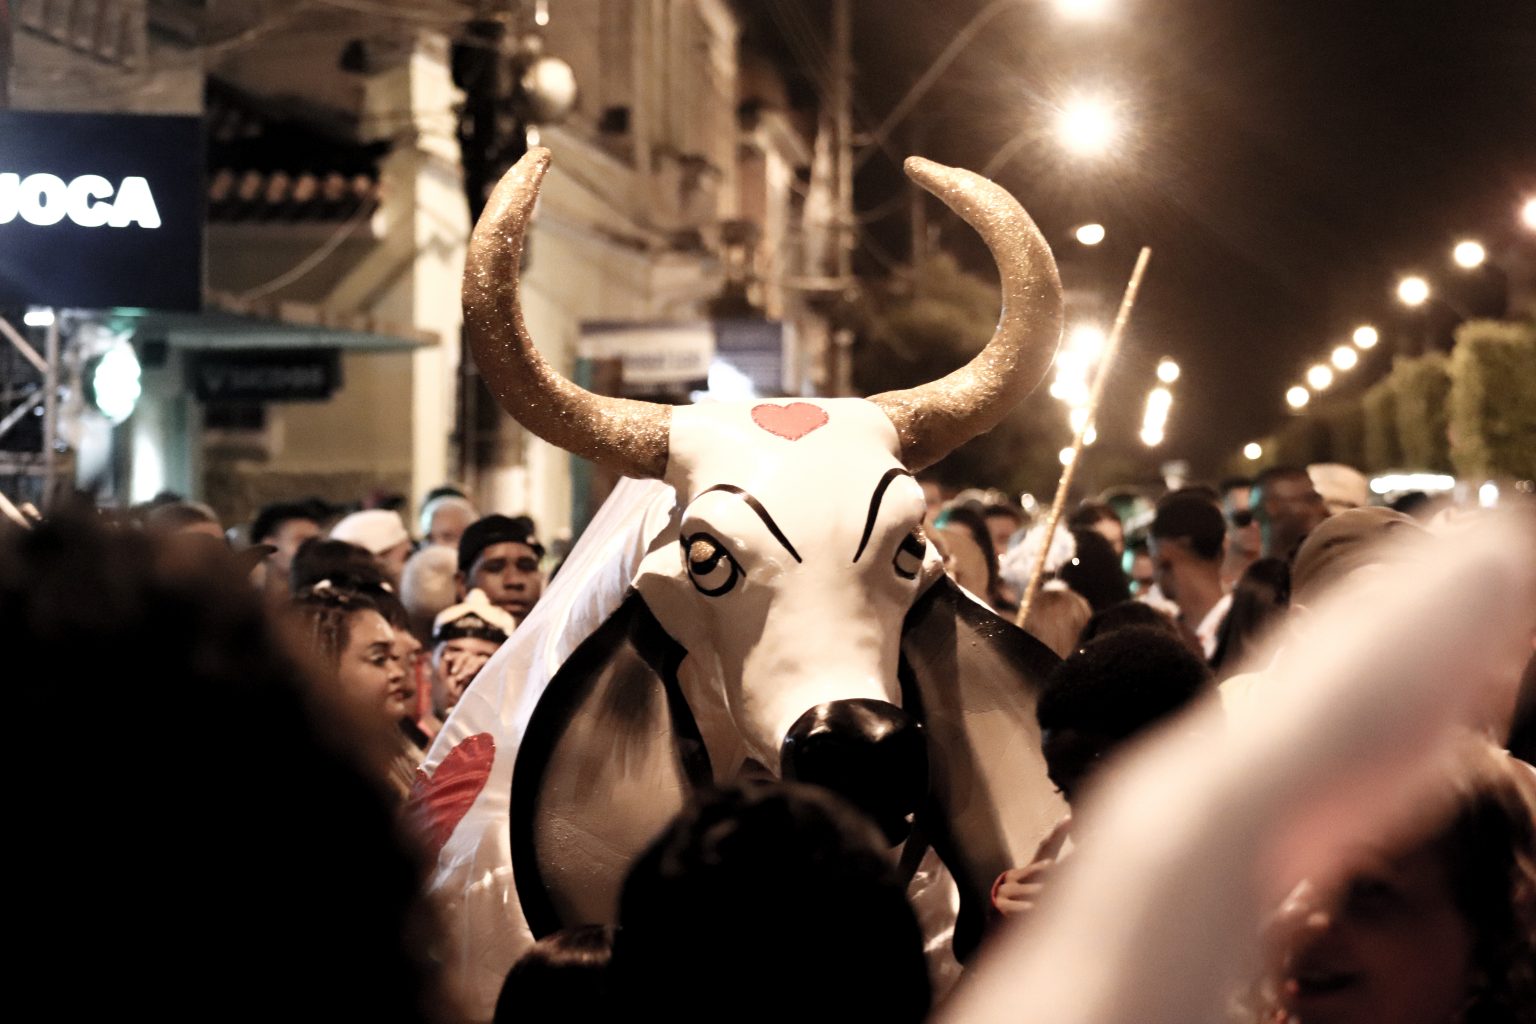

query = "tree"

[1362,378,1401,470]
[1448,319,1536,480]
[852,254,1068,497]
[1391,353,1452,472]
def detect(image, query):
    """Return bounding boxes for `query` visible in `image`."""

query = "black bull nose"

[780,699,928,846]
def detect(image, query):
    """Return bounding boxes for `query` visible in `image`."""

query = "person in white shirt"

[1148,489,1231,662]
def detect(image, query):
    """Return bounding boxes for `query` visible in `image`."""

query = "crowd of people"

[4,452,1532,1024]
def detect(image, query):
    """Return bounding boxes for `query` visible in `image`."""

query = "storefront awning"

[107,293,436,352]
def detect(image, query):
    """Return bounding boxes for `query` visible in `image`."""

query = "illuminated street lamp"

[1397,275,1430,307]
[1331,345,1358,371]
[1075,223,1106,245]
[1056,96,1120,157]
[1353,325,1379,349]
[1156,357,1180,383]
[1286,386,1310,410]
[1243,442,1263,461]
[1452,240,1486,269]
[1306,364,1334,391]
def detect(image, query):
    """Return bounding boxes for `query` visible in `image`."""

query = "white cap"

[330,509,410,555]
[1308,463,1370,515]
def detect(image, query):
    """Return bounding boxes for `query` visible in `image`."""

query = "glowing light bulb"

[1074,223,1106,245]
[1397,275,1430,307]
[1243,442,1262,461]
[1332,346,1358,371]
[1353,325,1379,349]
[1286,386,1310,410]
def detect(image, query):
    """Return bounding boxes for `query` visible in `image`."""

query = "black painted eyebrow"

[691,484,802,563]
[852,468,913,563]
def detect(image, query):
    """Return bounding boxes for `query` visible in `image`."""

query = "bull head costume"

[418,148,1067,1015]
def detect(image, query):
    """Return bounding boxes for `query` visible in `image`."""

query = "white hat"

[330,509,410,555]
[1308,463,1370,515]
[432,588,516,643]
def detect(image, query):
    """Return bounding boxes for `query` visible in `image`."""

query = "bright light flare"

[23,308,55,327]
[1306,364,1334,391]
[1522,197,1536,232]
[1139,427,1164,447]
[1056,97,1120,157]
[1353,325,1379,349]
[1054,0,1112,19]
[1059,446,1077,466]
[1397,275,1430,307]
[1479,481,1500,508]
[1140,385,1172,447]
[1331,345,1359,371]
[1286,386,1310,410]
[1156,358,1180,384]
[1243,442,1263,461]
[1452,240,1486,269]
[1075,223,1106,246]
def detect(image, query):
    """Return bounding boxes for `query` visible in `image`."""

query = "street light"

[1397,275,1430,307]
[1286,386,1310,410]
[1075,223,1106,245]
[1452,240,1486,269]
[1156,357,1180,383]
[1353,325,1379,349]
[1243,442,1263,461]
[1331,345,1358,371]
[1307,364,1334,391]
[1140,385,1172,446]
[1056,96,1120,157]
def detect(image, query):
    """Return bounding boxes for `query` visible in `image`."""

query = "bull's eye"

[682,532,742,596]
[893,529,925,580]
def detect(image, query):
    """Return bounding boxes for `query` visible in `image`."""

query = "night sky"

[756,0,1536,483]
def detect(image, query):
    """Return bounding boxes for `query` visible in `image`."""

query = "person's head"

[1274,740,1536,1024]
[1019,584,1094,659]
[1069,501,1125,556]
[144,499,223,539]
[1210,556,1291,675]
[0,513,443,1020]
[917,474,945,525]
[1036,624,1212,803]
[419,495,480,550]
[939,505,1002,607]
[1078,599,1181,646]
[1221,477,1253,522]
[1253,465,1328,560]
[983,502,1026,556]
[400,545,460,644]
[250,502,324,577]
[1290,507,1426,609]
[458,515,545,620]
[329,509,413,585]
[1059,528,1131,612]
[612,783,930,1023]
[493,925,614,1024]
[291,584,412,727]
[429,590,514,718]
[1128,541,1156,597]
[1149,489,1228,601]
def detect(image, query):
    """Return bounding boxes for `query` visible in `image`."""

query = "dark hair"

[1151,489,1227,562]
[1068,501,1119,532]
[1059,528,1131,612]
[291,585,385,669]
[0,514,443,1021]
[494,926,614,1024]
[291,538,410,631]
[1508,650,1536,766]
[1209,557,1290,677]
[941,505,1003,605]
[1078,600,1181,645]
[143,499,221,533]
[612,783,930,1023]
[251,500,325,544]
[1389,490,1435,519]
[1037,624,1211,741]
[1219,476,1253,495]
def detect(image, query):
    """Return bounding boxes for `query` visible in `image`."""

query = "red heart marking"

[405,732,496,857]
[751,402,829,441]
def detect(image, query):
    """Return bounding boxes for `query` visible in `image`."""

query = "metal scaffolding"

[0,310,62,515]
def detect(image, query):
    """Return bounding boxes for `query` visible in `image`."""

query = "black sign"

[0,111,204,310]
[188,349,341,403]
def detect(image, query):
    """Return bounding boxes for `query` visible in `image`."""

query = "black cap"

[458,514,544,573]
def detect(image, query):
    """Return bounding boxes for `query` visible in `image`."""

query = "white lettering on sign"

[0,172,162,229]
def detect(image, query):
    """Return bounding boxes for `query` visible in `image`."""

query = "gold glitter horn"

[870,158,1064,471]
[464,147,671,480]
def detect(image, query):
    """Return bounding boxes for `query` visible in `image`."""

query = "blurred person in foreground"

[0,513,447,1022]
[1253,465,1329,561]
[611,783,930,1023]
[493,925,614,1024]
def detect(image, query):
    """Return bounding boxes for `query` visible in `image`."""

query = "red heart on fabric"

[751,402,829,441]
[405,732,496,857]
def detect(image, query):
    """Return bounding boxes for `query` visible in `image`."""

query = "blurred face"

[337,610,412,723]
[1146,536,1177,601]
[1263,475,1328,555]
[267,518,321,574]
[920,480,944,526]
[985,512,1020,556]
[430,636,502,716]
[1091,515,1125,557]
[1040,726,1114,805]
[464,542,543,619]
[427,504,475,549]
[376,539,413,585]
[1279,844,1473,1024]
[1130,551,1155,595]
